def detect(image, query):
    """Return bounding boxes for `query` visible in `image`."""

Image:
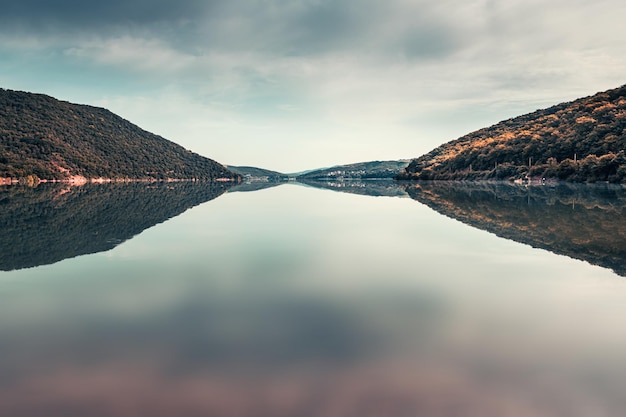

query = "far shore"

[0,176,239,187]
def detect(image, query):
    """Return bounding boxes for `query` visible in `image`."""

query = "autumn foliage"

[398,85,626,183]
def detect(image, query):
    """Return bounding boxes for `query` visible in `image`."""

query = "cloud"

[0,0,212,28]
[0,0,472,58]
[64,37,197,74]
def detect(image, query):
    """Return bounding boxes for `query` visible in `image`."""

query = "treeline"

[0,89,239,181]
[398,84,626,182]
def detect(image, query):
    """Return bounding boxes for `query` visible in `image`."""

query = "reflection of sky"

[1,184,625,415]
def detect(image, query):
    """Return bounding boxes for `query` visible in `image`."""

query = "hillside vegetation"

[297,160,410,180]
[227,165,289,181]
[0,89,238,182]
[398,85,626,182]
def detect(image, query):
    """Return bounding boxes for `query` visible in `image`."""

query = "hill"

[398,85,626,182]
[0,89,239,182]
[226,165,289,181]
[297,160,410,180]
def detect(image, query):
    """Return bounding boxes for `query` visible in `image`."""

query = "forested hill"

[297,160,410,180]
[227,165,289,181]
[0,89,238,182]
[398,84,626,182]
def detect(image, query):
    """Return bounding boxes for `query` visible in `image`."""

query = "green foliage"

[0,89,239,181]
[227,165,290,181]
[398,85,626,183]
[298,160,410,180]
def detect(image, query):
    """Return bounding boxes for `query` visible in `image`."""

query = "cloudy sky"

[1,0,625,172]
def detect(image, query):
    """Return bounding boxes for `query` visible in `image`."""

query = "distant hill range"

[398,84,626,183]
[226,165,289,181]
[0,89,239,182]
[297,160,410,180]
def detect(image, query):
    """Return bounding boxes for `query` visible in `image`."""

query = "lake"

[1,180,626,416]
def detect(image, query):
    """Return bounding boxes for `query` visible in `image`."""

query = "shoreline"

[0,176,240,187]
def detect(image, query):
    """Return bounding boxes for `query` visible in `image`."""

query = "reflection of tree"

[0,182,233,271]
[406,182,626,277]
[228,181,286,193]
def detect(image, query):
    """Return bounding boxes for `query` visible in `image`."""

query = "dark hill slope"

[0,89,237,181]
[227,165,289,180]
[398,85,626,182]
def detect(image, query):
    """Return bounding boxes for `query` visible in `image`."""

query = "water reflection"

[405,181,626,277]
[6,179,624,278]
[228,180,286,193]
[0,182,233,271]
[298,179,409,198]
[300,179,626,277]
[1,181,626,416]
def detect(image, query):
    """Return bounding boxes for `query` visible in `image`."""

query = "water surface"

[1,181,625,416]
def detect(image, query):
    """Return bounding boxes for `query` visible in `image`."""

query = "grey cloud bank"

[0,0,209,27]
[1,0,625,171]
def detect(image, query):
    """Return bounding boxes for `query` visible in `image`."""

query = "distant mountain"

[398,85,626,183]
[406,182,626,277]
[289,167,330,177]
[0,89,239,182]
[297,160,410,180]
[226,165,289,181]
[0,182,233,271]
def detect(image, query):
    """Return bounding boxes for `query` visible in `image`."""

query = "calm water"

[1,181,626,416]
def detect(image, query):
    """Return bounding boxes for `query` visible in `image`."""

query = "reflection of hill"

[0,182,233,271]
[228,181,286,193]
[406,182,626,277]
[298,180,408,198]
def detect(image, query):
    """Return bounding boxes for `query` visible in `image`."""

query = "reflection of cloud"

[0,292,416,373]
[0,359,620,417]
